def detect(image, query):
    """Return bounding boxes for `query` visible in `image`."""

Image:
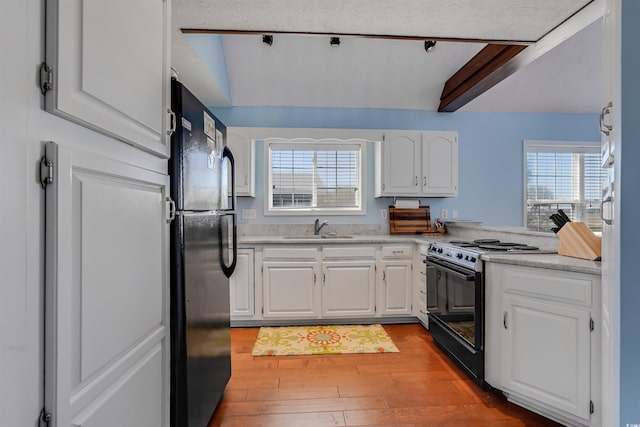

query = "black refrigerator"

[169,79,237,427]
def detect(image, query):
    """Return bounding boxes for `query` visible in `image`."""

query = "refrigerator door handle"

[223,146,236,212]
[220,213,237,278]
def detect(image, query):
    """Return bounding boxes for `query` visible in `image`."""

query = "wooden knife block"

[556,222,601,260]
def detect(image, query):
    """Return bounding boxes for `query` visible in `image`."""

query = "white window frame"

[264,138,367,216]
[523,140,602,232]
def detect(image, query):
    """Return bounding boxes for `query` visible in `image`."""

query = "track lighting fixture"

[330,37,340,47]
[424,40,437,53]
[262,34,273,46]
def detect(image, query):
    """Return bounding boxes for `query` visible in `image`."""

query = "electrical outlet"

[380,209,388,219]
[440,208,448,219]
[452,209,458,219]
[241,209,256,220]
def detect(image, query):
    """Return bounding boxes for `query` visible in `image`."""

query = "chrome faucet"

[314,218,329,235]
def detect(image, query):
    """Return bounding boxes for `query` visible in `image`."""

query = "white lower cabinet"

[321,261,376,317]
[502,295,592,420]
[261,247,321,319]
[378,246,413,316]
[262,261,320,319]
[485,262,600,427]
[230,249,255,319]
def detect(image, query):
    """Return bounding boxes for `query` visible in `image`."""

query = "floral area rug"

[251,324,399,356]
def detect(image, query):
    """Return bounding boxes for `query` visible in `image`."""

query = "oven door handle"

[426,259,476,281]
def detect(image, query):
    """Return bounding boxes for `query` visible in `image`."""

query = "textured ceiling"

[171,0,604,113]
[175,0,593,42]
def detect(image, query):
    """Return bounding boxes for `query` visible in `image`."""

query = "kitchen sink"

[282,234,353,239]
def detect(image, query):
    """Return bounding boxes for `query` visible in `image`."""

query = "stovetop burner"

[430,239,553,271]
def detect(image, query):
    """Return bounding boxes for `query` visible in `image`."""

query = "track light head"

[330,37,341,47]
[262,35,273,46]
[424,40,437,53]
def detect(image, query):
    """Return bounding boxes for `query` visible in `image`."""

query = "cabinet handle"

[383,271,386,281]
[167,109,176,136]
[419,310,428,315]
[601,196,613,225]
[415,176,418,186]
[503,311,508,329]
[423,176,427,186]
[313,272,316,284]
[244,174,248,185]
[419,290,426,295]
[323,272,326,285]
[600,101,613,136]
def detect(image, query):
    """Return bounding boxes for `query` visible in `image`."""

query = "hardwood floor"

[208,324,561,426]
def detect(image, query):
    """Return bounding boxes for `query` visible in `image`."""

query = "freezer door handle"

[223,146,236,211]
[220,213,237,278]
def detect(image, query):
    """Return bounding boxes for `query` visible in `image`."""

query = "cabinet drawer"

[381,245,413,259]
[323,246,376,259]
[501,265,594,307]
[263,247,319,260]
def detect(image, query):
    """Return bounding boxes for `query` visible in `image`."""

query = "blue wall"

[211,106,600,227]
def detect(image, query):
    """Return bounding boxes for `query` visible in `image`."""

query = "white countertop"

[238,233,446,245]
[481,252,601,275]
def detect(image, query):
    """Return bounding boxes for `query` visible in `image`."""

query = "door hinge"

[590,318,595,331]
[39,62,53,95]
[590,400,594,414]
[40,408,52,426]
[165,197,176,223]
[39,156,54,189]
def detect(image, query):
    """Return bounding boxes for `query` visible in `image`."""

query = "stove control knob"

[437,248,443,254]
[457,253,463,259]
[470,257,476,263]
[464,255,470,261]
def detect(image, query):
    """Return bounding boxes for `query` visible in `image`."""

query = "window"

[266,139,365,215]
[524,141,605,232]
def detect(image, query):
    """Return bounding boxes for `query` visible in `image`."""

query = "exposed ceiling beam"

[438,0,604,112]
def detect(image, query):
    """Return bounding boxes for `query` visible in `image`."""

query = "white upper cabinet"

[377,132,422,196]
[375,131,458,197]
[421,132,458,195]
[44,0,171,158]
[226,127,255,197]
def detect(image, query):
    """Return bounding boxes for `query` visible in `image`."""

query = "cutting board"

[389,206,432,234]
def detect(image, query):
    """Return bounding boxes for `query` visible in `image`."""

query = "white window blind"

[525,141,604,232]
[267,140,364,214]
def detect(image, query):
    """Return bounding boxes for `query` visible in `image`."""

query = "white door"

[502,295,591,420]
[43,142,170,427]
[230,249,255,319]
[421,131,458,196]
[44,0,171,157]
[379,262,413,315]
[262,262,320,319]
[226,128,255,197]
[381,132,421,195]
[321,261,376,317]
[600,1,620,425]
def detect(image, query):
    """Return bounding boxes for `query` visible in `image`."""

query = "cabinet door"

[44,142,170,427]
[226,128,255,197]
[262,261,320,319]
[321,261,376,317]
[381,132,421,196]
[44,0,171,157]
[502,295,591,420]
[230,249,255,319]
[379,261,412,315]
[421,131,458,196]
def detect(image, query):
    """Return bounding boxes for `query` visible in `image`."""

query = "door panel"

[44,142,170,427]
[44,0,171,157]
